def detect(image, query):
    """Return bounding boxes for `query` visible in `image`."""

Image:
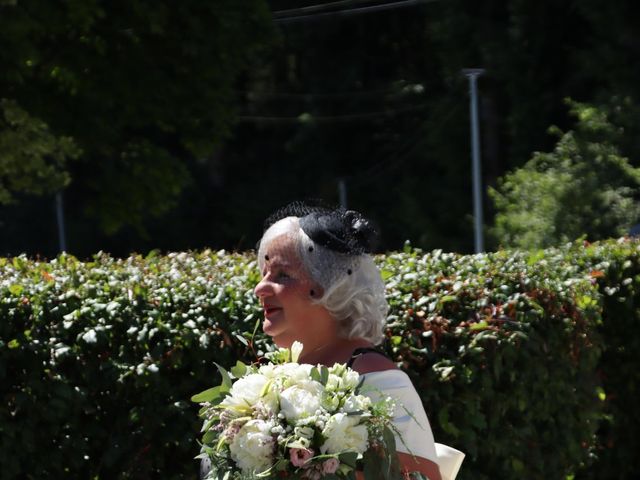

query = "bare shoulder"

[351,352,397,374]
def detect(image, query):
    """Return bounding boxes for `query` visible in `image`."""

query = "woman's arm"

[352,354,442,479]
[397,452,442,480]
[354,453,442,480]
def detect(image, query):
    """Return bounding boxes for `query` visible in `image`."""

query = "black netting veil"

[261,200,379,255]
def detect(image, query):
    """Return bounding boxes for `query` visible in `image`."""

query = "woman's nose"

[254,277,272,298]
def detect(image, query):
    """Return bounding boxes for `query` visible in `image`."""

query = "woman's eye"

[277,271,291,280]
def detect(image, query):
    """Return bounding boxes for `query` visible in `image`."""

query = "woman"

[253,203,443,480]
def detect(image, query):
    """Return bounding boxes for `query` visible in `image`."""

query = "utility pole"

[55,191,67,252]
[462,68,485,253]
[338,178,348,209]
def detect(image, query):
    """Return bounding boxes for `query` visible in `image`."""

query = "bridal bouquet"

[193,342,406,480]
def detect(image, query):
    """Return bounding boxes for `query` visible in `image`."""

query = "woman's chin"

[263,319,286,339]
[266,329,296,349]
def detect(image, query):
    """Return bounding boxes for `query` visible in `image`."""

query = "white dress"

[361,370,465,480]
[361,369,438,462]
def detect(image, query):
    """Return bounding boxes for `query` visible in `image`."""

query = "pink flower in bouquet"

[303,469,322,480]
[322,458,340,474]
[290,447,315,467]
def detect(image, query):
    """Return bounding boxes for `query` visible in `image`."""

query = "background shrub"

[1,239,638,479]
[565,240,640,479]
[381,245,602,479]
[490,100,640,250]
[0,251,261,479]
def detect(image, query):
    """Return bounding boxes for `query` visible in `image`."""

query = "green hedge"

[565,240,640,479]
[380,245,602,479]
[1,240,638,479]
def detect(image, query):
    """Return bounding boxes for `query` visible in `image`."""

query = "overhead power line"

[242,84,425,100]
[237,102,429,124]
[272,0,374,18]
[273,0,440,24]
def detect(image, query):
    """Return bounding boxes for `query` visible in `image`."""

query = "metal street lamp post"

[55,191,67,252]
[462,68,485,253]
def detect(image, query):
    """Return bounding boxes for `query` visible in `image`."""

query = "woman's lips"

[263,306,282,316]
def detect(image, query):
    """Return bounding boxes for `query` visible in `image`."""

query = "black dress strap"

[346,347,389,368]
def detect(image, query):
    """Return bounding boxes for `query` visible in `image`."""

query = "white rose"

[327,364,360,387]
[329,363,346,376]
[280,380,324,421]
[342,394,371,413]
[325,373,342,391]
[275,363,314,384]
[219,374,269,411]
[258,364,277,378]
[321,391,340,412]
[342,369,361,390]
[321,413,368,454]
[342,370,360,388]
[229,419,275,474]
[325,368,360,392]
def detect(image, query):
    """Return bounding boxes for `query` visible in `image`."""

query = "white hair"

[257,217,389,344]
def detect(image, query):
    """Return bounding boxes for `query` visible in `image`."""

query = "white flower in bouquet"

[294,425,315,442]
[343,393,372,413]
[341,368,361,390]
[280,380,324,421]
[321,391,341,413]
[219,373,270,412]
[272,362,314,384]
[193,341,404,480]
[325,373,343,391]
[229,419,276,474]
[320,412,369,454]
[327,363,360,390]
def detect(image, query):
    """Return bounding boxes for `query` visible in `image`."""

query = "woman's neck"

[298,337,372,366]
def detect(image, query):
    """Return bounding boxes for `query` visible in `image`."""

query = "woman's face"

[254,234,334,348]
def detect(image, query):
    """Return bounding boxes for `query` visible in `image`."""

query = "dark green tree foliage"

[0,98,80,203]
[2,0,640,256]
[573,1,640,110]
[0,0,273,234]
[226,2,474,252]
[213,0,640,254]
[490,100,640,249]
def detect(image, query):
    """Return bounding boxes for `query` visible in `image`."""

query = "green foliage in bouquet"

[1,239,639,478]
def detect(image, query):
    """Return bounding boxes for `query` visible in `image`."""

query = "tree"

[490,99,640,249]
[224,0,627,254]
[0,98,80,204]
[3,0,640,256]
[0,0,274,234]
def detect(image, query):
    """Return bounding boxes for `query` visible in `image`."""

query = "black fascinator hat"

[262,201,379,255]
